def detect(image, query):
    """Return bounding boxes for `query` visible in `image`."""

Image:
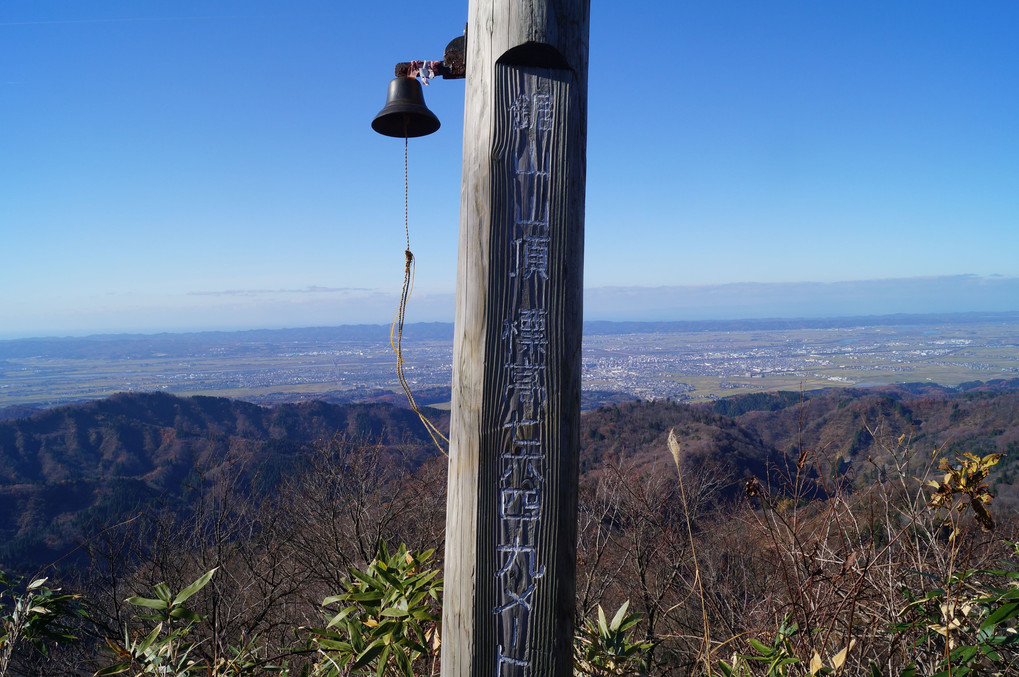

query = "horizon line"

[3,309,1019,344]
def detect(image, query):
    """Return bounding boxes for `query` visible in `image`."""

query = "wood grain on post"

[443,1,589,676]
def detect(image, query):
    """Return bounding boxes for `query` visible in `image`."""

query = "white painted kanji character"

[503,416,542,459]
[513,137,550,177]
[496,645,529,677]
[533,93,554,131]
[520,236,550,280]
[510,93,531,130]
[517,309,548,358]
[499,486,542,521]
[496,537,546,579]
[505,360,545,403]
[494,580,539,615]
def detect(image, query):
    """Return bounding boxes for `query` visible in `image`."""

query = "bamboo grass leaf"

[171,569,216,607]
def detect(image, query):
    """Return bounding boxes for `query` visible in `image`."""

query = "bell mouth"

[372,77,441,138]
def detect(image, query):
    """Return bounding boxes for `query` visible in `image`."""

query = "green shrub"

[574,600,653,676]
[0,572,83,676]
[96,569,287,676]
[307,543,442,677]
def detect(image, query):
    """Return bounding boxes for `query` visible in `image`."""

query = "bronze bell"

[371,77,440,138]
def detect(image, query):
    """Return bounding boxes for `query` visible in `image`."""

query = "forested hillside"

[2,384,1018,675]
[4,382,1018,575]
[715,380,1019,509]
[0,392,447,571]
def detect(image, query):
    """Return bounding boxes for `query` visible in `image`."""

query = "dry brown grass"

[576,426,1019,675]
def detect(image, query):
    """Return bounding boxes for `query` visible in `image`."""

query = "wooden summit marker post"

[443,1,589,676]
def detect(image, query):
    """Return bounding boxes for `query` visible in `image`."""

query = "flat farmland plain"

[2,314,1018,409]
[582,319,1019,401]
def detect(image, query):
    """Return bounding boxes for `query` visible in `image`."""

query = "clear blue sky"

[2,1,1017,339]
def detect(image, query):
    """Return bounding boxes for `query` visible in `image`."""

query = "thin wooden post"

[442,1,590,675]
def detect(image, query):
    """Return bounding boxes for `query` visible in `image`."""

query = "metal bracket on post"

[371,26,465,138]
[394,30,467,80]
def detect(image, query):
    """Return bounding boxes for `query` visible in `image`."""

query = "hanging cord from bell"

[391,134,449,455]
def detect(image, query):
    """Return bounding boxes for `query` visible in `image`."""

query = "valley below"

[2,314,1019,675]
[2,312,1018,410]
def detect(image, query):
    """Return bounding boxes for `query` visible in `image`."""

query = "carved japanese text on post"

[477,64,574,677]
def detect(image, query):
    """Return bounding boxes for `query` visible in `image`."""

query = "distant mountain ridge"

[579,379,1019,481]
[3,379,1019,574]
[0,392,448,570]
[0,323,456,359]
[3,311,1018,359]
